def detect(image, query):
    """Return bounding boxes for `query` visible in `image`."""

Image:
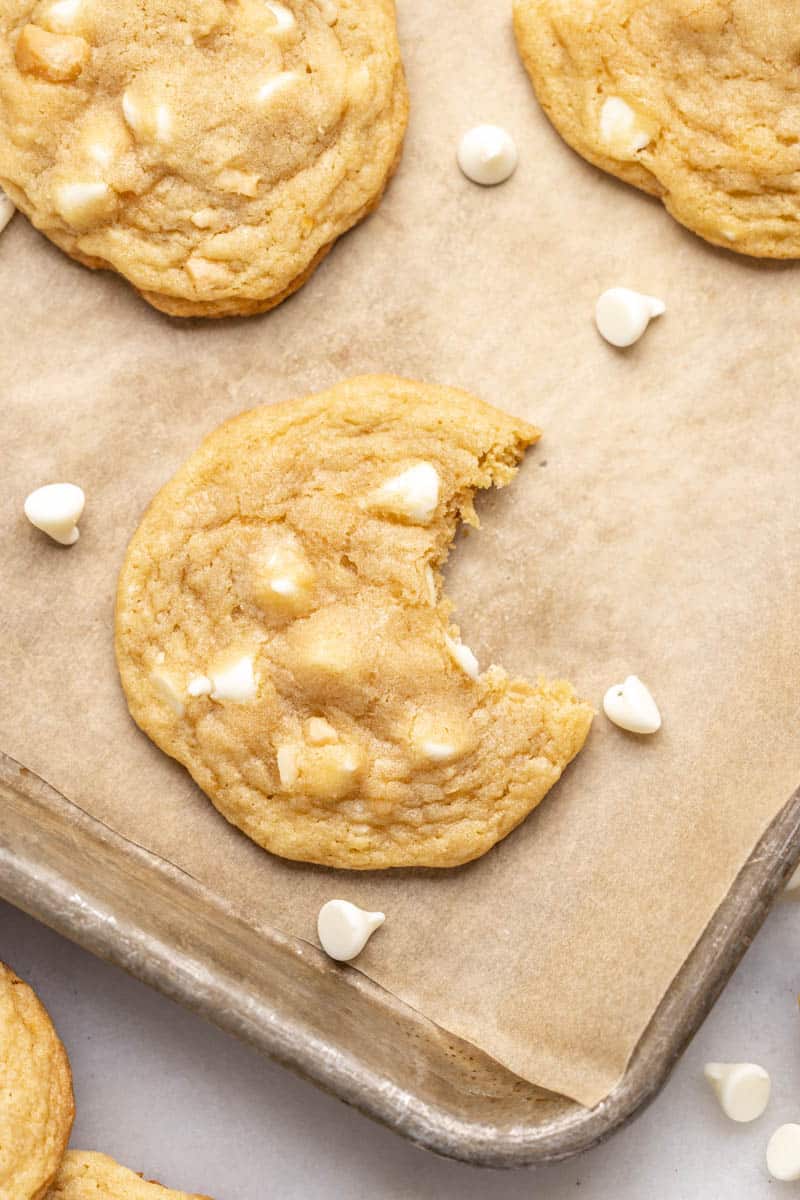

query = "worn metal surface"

[1,751,798,1167]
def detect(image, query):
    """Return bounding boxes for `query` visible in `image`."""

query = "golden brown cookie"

[0,962,74,1200]
[513,0,800,257]
[115,374,593,869]
[46,1152,212,1200]
[0,0,407,316]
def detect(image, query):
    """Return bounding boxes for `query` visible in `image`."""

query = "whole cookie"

[0,0,407,316]
[116,375,593,869]
[513,0,800,257]
[0,963,74,1200]
[46,1152,211,1199]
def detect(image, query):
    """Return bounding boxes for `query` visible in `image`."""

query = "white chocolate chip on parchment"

[457,125,518,186]
[24,483,85,545]
[366,463,440,525]
[767,1125,800,1181]
[209,654,258,703]
[599,96,653,159]
[317,899,384,962]
[703,1062,770,1123]
[603,675,661,735]
[595,287,665,348]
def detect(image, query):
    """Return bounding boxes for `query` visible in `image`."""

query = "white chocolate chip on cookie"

[15,24,89,81]
[444,633,479,680]
[251,533,315,616]
[255,71,299,104]
[276,743,299,788]
[55,181,116,228]
[121,91,173,144]
[186,674,212,697]
[216,169,261,197]
[317,899,384,962]
[264,2,296,33]
[0,190,15,234]
[300,742,364,799]
[209,654,258,703]
[367,463,440,524]
[599,96,653,159]
[41,0,84,32]
[305,717,339,745]
[149,667,185,717]
[24,482,85,545]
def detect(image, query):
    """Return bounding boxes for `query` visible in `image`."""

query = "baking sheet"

[2,1,800,1109]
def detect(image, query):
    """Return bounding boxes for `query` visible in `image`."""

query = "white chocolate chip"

[767,1125,800,1181]
[444,634,479,681]
[185,256,232,286]
[276,744,299,788]
[595,287,665,348]
[264,2,296,32]
[149,668,184,717]
[121,92,172,144]
[186,673,212,697]
[599,96,652,158]
[704,1063,770,1123]
[55,181,116,229]
[420,741,458,762]
[190,208,218,229]
[603,675,662,735]
[457,125,518,187]
[317,899,384,962]
[256,71,298,103]
[0,191,15,235]
[216,168,260,197]
[424,565,437,606]
[16,23,89,80]
[43,0,83,32]
[786,863,800,892]
[300,743,363,799]
[209,655,258,703]
[24,483,85,546]
[368,463,440,525]
[251,534,315,615]
[305,717,338,745]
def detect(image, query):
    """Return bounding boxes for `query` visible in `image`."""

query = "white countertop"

[3,895,797,1198]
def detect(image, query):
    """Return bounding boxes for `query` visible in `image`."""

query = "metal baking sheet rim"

[1,751,798,1168]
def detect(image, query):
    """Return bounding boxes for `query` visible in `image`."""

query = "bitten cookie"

[513,0,800,257]
[46,1152,212,1199]
[0,0,407,316]
[0,963,74,1200]
[115,375,593,869]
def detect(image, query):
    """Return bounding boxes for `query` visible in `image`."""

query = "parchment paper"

[3,1,800,1109]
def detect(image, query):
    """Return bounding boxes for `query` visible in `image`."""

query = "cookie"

[116,375,593,869]
[46,1152,211,1199]
[513,0,800,257]
[0,962,74,1200]
[0,0,407,316]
